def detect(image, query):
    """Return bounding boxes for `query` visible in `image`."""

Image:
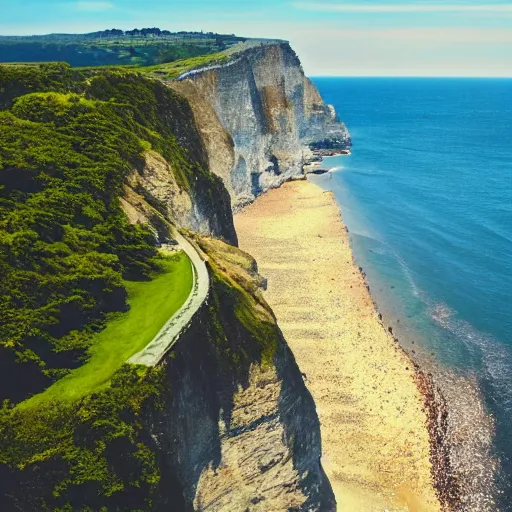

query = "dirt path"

[128,228,209,367]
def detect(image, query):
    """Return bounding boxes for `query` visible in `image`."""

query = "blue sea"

[311,77,512,511]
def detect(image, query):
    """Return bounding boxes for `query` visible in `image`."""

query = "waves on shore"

[311,76,512,510]
[431,304,512,416]
[355,228,502,511]
[431,303,512,508]
[309,175,503,510]
[368,237,500,510]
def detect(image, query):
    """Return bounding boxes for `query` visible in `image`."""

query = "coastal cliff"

[171,41,351,208]
[0,43,346,511]
[0,237,334,511]
[147,237,335,511]
[113,43,352,509]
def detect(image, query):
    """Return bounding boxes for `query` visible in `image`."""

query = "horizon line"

[309,75,512,79]
[292,2,512,13]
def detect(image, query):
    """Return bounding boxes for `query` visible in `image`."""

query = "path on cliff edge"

[128,228,209,367]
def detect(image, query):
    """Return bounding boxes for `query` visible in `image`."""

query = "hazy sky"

[2,0,512,76]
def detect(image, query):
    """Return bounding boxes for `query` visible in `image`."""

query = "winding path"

[128,228,209,367]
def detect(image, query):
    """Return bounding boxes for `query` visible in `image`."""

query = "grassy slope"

[193,236,279,368]
[0,65,229,403]
[142,50,229,79]
[0,63,231,511]
[0,240,285,511]
[21,252,193,409]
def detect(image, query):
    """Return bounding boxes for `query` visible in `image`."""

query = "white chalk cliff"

[171,41,351,209]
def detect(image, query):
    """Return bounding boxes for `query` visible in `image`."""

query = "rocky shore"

[312,148,352,158]
[353,255,462,512]
[303,146,351,175]
[235,180,445,511]
[415,370,461,510]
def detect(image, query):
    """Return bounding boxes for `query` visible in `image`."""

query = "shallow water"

[311,77,512,511]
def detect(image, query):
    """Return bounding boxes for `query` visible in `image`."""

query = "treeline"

[89,28,173,38]
[71,28,242,41]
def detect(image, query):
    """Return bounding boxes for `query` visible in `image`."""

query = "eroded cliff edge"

[170,41,351,208]
[0,235,335,512]
[118,43,351,510]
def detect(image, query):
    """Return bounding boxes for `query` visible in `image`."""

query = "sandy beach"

[235,180,441,511]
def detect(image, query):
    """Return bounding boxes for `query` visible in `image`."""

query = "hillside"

[0,39,350,511]
[0,62,235,405]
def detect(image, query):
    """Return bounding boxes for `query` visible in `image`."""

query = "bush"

[0,365,165,511]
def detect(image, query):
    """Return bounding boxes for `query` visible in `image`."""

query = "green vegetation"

[0,230,282,510]
[0,63,217,403]
[196,236,280,370]
[0,29,245,67]
[0,57,241,511]
[143,50,230,80]
[0,252,191,508]
[0,365,165,512]
[0,62,84,109]
[22,253,192,409]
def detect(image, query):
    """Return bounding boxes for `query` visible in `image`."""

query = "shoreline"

[235,179,451,511]
[350,238,461,511]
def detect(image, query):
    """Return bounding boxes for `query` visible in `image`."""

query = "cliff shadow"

[274,325,337,512]
[147,232,336,511]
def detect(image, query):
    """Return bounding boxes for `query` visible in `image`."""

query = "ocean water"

[310,77,512,510]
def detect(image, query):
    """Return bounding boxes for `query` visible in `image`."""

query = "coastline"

[235,180,446,511]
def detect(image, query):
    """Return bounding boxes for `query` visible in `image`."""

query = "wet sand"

[235,180,441,511]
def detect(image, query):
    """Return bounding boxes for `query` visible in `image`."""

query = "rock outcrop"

[171,41,351,208]
[124,150,237,245]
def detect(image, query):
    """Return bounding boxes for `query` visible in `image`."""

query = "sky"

[2,0,512,76]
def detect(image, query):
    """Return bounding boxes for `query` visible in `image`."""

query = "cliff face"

[124,150,237,246]
[147,238,335,511]
[171,42,351,208]
[119,183,335,509]
[0,236,334,512]
[114,44,350,509]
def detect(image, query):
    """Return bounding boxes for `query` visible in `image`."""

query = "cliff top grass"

[20,252,193,410]
[140,40,288,81]
[0,65,229,406]
[142,50,230,80]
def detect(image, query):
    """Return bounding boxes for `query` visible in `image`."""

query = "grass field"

[20,252,193,409]
[143,50,229,79]
[0,32,245,67]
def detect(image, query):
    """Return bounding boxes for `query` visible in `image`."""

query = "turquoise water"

[311,77,512,510]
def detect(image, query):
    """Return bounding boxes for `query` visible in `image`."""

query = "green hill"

[0,60,220,512]
[0,29,246,67]
[0,62,216,404]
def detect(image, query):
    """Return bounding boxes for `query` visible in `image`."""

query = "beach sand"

[234,180,441,511]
